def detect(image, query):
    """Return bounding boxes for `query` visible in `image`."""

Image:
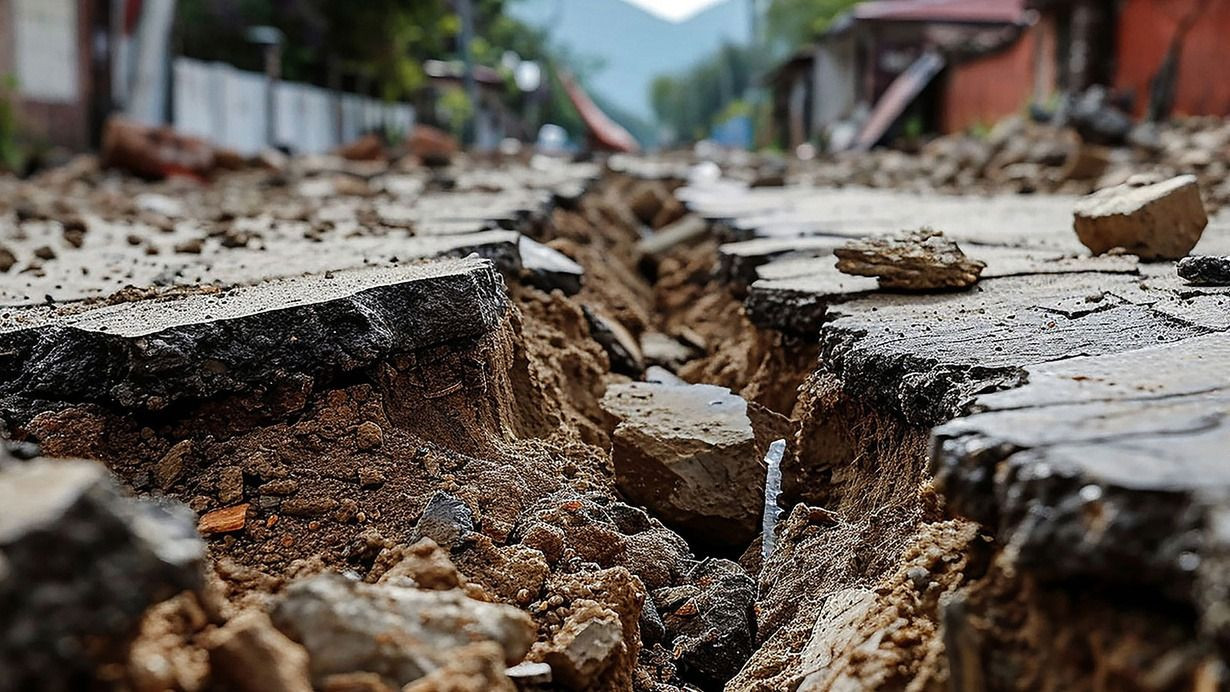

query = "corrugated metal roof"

[854,0,1028,24]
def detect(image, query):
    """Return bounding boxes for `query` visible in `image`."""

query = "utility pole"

[457,0,479,148]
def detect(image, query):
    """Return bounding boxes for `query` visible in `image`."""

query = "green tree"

[650,42,758,144]
[765,0,860,50]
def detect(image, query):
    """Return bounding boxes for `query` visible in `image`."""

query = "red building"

[1032,0,1230,119]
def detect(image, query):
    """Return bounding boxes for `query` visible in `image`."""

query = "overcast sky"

[619,0,729,22]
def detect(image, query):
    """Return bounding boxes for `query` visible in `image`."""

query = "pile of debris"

[800,115,1230,213]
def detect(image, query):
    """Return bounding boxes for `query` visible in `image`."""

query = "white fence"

[173,58,415,155]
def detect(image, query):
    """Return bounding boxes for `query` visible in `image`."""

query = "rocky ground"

[2,121,1230,691]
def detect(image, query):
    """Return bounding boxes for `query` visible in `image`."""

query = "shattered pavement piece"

[541,606,625,689]
[834,228,986,290]
[270,573,535,688]
[655,559,756,688]
[1177,255,1230,286]
[208,610,313,692]
[932,333,1230,601]
[518,236,584,295]
[636,215,709,257]
[601,381,788,547]
[582,305,644,375]
[0,257,508,421]
[639,331,696,369]
[1073,174,1207,260]
[0,459,204,689]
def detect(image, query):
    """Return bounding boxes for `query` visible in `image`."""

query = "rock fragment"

[0,459,203,689]
[541,606,624,689]
[834,228,985,290]
[270,573,534,688]
[413,490,475,550]
[208,610,313,692]
[1073,174,1207,259]
[601,381,788,547]
[198,504,249,535]
[518,236,584,295]
[1177,255,1230,286]
[655,559,756,688]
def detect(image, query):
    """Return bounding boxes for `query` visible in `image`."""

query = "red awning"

[559,72,640,154]
[855,0,1029,24]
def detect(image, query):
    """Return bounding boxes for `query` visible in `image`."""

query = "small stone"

[541,606,624,690]
[414,490,474,549]
[1073,174,1207,260]
[1177,256,1230,286]
[199,504,249,534]
[259,479,300,496]
[0,245,15,272]
[601,381,789,547]
[505,661,552,685]
[357,466,386,488]
[32,245,55,260]
[0,459,203,688]
[281,497,339,517]
[155,440,193,489]
[217,465,245,504]
[208,610,313,692]
[835,228,985,290]
[355,421,383,450]
[270,573,534,688]
[174,237,205,254]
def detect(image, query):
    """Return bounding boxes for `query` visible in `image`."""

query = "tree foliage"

[174,0,608,142]
[650,42,759,144]
[765,0,860,50]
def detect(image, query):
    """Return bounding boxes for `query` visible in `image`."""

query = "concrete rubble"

[834,227,985,289]
[271,573,535,688]
[0,458,203,691]
[6,116,1230,691]
[601,380,791,548]
[1073,174,1208,259]
[1178,254,1230,285]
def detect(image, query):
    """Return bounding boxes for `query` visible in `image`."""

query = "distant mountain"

[511,0,750,123]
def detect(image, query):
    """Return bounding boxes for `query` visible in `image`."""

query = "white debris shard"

[761,439,786,560]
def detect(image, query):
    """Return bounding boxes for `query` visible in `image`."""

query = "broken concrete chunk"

[208,610,313,692]
[1177,255,1230,286]
[271,573,534,688]
[1073,174,1207,260]
[601,381,785,547]
[636,215,709,257]
[582,306,644,376]
[0,257,508,423]
[639,331,696,369]
[0,459,204,689]
[413,490,475,550]
[518,236,584,295]
[541,606,624,690]
[655,558,756,688]
[931,334,1230,602]
[835,228,985,290]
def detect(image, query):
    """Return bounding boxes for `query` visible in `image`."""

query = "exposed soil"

[5,141,1227,691]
